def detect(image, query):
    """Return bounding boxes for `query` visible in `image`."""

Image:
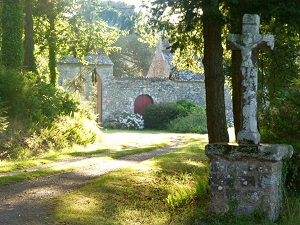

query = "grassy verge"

[52,139,210,225]
[0,129,185,174]
[52,138,300,225]
[0,143,170,185]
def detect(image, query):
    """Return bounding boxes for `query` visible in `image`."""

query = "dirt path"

[0,134,196,225]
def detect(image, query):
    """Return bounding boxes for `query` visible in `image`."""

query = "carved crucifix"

[227,14,274,144]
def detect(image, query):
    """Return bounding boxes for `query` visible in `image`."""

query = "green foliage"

[175,99,198,118]
[260,82,300,192]
[167,107,207,134]
[34,112,101,151]
[0,67,103,160]
[1,0,24,70]
[0,69,78,125]
[166,174,209,209]
[109,34,155,77]
[202,209,273,225]
[0,99,8,134]
[143,102,179,130]
[99,1,137,32]
[60,0,122,59]
[285,152,300,193]
[143,100,207,133]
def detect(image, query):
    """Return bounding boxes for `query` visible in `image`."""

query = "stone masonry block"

[210,186,228,203]
[242,190,261,204]
[210,174,234,186]
[210,160,227,172]
[258,174,280,188]
[205,143,293,221]
[237,176,256,187]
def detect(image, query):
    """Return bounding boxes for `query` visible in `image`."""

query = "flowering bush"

[118,112,144,130]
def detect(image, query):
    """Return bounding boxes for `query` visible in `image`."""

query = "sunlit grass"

[51,136,300,225]
[0,130,199,184]
[52,140,210,224]
[0,129,185,174]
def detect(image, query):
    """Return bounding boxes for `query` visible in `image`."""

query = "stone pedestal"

[205,143,293,221]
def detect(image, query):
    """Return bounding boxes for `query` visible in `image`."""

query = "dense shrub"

[0,99,8,134]
[167,107,207,133]
[0,68,101,160]
[260,85,300,193]
[175,100,198,118]
[0,71,78,125]
[1,103,102,160]
[143,102,179,130]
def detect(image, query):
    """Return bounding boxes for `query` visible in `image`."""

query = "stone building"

[57,40,232,126]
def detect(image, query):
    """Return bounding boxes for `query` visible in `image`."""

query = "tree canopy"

[142,0,300,144]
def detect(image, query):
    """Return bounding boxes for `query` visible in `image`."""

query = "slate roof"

[58,55,113,65]
[162,50,205,82]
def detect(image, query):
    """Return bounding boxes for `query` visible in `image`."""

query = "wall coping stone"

[205,143,293,161]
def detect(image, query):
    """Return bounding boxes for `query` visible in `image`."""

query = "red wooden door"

[134,95,153,115]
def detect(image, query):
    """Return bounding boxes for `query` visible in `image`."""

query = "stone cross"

[227,14,274,144]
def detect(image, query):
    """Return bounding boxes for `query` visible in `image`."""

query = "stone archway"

[134,95,153,115]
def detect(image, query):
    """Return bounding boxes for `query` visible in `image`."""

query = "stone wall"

[101,76,207,124]
[205,143,293,221]
[58,60,233,125]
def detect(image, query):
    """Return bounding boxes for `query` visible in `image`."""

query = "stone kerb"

[205,143,293,221]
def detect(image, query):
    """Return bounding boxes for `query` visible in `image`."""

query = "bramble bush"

[118,112,144,129]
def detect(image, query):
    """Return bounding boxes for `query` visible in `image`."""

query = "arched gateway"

[134,95,153,115]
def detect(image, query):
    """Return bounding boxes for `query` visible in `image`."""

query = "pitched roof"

[147,38,204,82]
[58,55,113,65]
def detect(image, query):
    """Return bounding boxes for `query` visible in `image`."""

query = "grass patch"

[51,137,300,225]
[0,129,181,174]
[0,144,167,185]
[52,140,210,224]
[110,143,169,158]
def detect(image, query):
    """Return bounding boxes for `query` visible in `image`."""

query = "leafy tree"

[34,0,70,86]
[1,0,24,70]
[63,0,121,59]
[23,0,37,73]
[144,0,229,143]
[100,1,137,33]
[97,1,154,77]
[33,0,121,84]
[109,34,154,77]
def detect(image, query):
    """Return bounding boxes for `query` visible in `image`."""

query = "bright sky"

[115,0,142,10]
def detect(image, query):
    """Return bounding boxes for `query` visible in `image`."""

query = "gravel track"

[0,135,192,225]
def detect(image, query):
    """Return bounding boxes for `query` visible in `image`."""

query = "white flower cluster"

[118,111,144,130]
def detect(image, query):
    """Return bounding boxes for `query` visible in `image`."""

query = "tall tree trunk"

[48,14,58,86]
[229,5,246,139]
[202,0,229,143]
[1,0,24,70]
[23,0,37,73]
